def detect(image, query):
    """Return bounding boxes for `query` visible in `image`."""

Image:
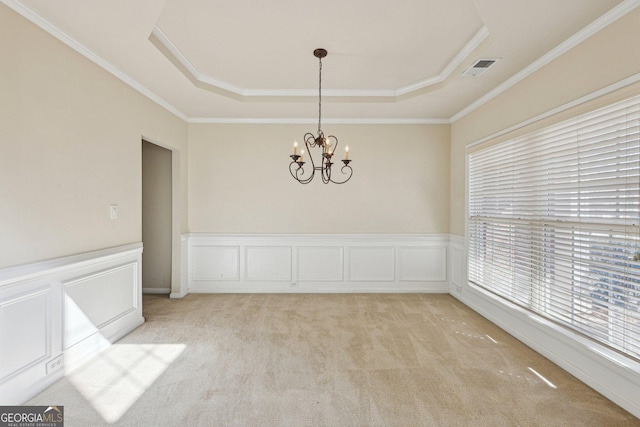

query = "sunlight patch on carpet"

[528,367,557,389]
[67,344,186,423]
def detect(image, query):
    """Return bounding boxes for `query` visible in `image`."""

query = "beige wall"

[188,123,450,234]
[21,0,637,260]
[0,3,449,270]
[0,5,188,268]
[450,8,640,236]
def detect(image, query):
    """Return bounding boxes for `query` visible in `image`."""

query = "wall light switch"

[110,204,118,219]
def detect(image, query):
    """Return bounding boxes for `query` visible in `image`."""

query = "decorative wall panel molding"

[170,235,189,299]
[191,245,239,281]
[297,246,344,282]
[0,288,51,383]
[245,246,292,281]
[63,263,138,349]
[449,235,466,297]
[0,243,143,404]
[348,247,395,282]
[399,246,447,281]
[186,234,450,293]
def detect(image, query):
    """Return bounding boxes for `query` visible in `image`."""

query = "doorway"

[142,140,172,294]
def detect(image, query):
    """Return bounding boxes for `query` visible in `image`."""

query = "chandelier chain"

[318,56,322,135]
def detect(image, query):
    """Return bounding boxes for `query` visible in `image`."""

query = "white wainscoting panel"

[170,235,189,299]
[399,246,446,281]
[246,246,292,281]
[449,235,466,298]
[0,288,50,383]
[187,234,449,293]
[297,247,343,282]
[0,243,143,405]
[348,247,395,282]
[192,245,239,281]
[63,263,137,349]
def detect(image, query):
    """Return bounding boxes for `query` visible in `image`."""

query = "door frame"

[141,135,186,298]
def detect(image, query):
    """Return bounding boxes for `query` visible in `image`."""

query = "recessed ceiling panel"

[156,0,484,91]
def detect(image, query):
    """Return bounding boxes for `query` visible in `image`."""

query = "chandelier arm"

[329,163,353,184]
[326,135,337,183]
[288,160,299,180]
[289,161,300,176]
[305,132,320,149]
[326,135,338,155]
[286,133,316,184]
[304,134,316,170]
[290,160,315,184]
[322,164,330,183]
[322,159,331,184]
[297,170,315,184]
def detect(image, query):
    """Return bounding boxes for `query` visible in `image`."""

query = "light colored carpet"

[29,294,639,426]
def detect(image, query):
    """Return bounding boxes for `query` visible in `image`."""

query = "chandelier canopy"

[289,49,353,184]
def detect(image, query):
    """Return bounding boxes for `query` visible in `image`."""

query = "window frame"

[467,94,640,361]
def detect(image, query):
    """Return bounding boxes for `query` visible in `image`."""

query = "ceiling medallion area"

[148,26,490,103]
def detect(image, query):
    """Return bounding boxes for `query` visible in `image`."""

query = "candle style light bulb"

[345,145,349,160]
[300,150,304,162]
[293,141,298,155]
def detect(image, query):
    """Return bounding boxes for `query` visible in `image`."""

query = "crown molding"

[188,118,451,125]
[466,72,640,150]
[397,26,489,96]
[450,0,640,123]
[8,0,636,125]
[1,0,189,121]
[2,0,454,123]
[150,25,488,102]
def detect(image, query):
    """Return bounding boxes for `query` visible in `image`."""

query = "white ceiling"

[6,0,636,122]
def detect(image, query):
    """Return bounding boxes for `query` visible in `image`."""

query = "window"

[468,95,640,360]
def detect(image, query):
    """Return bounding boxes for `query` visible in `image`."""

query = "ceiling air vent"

[462,58,499,77]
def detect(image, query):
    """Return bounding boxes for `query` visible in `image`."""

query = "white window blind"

[468,94,640,360]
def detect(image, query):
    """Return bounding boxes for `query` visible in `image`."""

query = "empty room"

[1,0,640,425]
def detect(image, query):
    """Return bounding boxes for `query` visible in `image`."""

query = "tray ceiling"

[6,0,633,121]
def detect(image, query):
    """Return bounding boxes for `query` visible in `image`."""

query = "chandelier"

[289,49,353,184]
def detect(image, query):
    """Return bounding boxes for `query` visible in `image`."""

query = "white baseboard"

[188,284,449,294]
[143,287,171,294]
[0,243,144,404]
[455,276,640,419]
